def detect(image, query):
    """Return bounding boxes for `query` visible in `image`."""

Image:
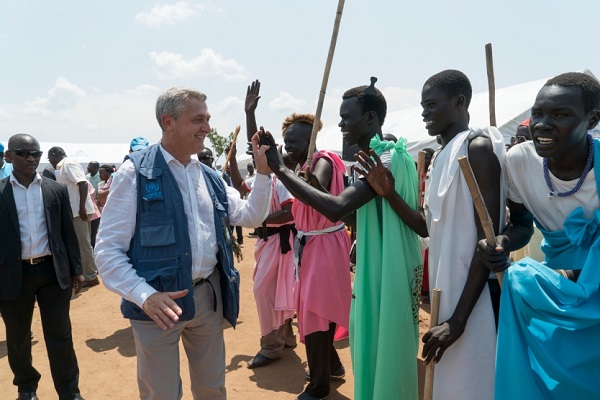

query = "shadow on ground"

[86,326,136,357]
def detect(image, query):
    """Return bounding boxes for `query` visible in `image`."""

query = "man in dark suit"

[0,134,85,400]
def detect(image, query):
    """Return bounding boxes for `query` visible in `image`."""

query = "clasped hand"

[476,235,511,273]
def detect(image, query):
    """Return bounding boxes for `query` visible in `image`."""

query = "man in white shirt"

[95,87,272,399]
[0,134,85,400]
[48,147,98,287]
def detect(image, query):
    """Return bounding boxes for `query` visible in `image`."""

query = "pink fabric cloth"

[253,176,296,336]
[293,150,352,341]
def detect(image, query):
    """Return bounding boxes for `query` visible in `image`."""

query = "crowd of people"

[1,70,599,400]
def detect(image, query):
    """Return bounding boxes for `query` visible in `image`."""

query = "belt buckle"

[27,256,44,265]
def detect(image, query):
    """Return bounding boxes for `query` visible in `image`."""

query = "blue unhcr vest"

[122,144,240,327]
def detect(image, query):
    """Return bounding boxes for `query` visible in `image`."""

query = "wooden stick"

[417,151,426,208]
[485,43,497,127]
[305,0,345,170]
[457,156,504,287]
[424,288,441,400]
[222,125,241,178]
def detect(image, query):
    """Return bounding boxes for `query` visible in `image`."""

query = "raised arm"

[354,149,428,237]
[245,80,261,155]
[260,130,377,221]
[422,136,502,364]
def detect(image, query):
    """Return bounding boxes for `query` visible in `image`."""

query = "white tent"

[317,69,599,159]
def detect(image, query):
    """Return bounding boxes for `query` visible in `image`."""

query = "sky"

[2,0,600,162]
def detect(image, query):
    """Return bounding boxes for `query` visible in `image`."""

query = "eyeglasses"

[199,156,213,160]
[510,135,527,146]
[8,149,44,158]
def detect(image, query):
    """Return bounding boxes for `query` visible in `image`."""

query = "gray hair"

[155,87,207,130]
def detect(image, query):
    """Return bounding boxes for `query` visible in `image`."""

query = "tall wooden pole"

[305,0,345,170]
[423,288,442,400]
[485,43,497,127]
[458,156,504,287]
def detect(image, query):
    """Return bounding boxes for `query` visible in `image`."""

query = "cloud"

[150,49,246,82]
[215,96,243,114]
[269,92,306,111]
[26,77,86,117]
[0,108,11,120]
[125,84,161,96]
[135,1,222,28]
[382,87,421,112]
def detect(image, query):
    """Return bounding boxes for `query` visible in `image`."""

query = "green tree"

[206,128,234,165]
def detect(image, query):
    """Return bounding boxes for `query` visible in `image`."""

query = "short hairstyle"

[281,113,323,137]
[156,87,207,131]
[544,72,600,114]
[99,164,114,173]
[424,69,473,108]
[48,146,66,157]
[342,85,387,125]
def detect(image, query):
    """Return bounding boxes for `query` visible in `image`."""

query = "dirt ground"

[0,228,430,399]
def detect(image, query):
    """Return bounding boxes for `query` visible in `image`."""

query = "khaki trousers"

[130,269,226,400]
[72,216,97,280]
[259,318,296,359]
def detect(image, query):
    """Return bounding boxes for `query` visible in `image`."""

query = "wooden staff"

[417,150,426,208]
[457,156,504,287]
[423,288,442,400]
[305,0,346,170]
[485,43,497,127]
[221,125,241,178]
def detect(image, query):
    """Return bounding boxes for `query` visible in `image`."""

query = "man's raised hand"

[245,80,261,114]
[354,150,395,197]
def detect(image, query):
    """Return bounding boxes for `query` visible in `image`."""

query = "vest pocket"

[139,211,176,247]
[135,258,179,292]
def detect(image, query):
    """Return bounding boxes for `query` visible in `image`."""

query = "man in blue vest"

[94,87,272,399]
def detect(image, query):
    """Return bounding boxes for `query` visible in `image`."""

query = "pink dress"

[251,176,296,336]
[293,150,352,341]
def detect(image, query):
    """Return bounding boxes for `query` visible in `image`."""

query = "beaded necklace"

[543,134,594,199]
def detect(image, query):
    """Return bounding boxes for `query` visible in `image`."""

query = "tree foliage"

[206,128,234,165]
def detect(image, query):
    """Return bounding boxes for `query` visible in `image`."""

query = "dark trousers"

[488,278,501,331]
[0,261,80,398]
[90,218,100,248]
[303,322,342,398]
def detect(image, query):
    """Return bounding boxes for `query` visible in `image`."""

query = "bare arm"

[226,143,246,193]
[77,181,89,221]
[422,136,502,363]
[265,202,294,225]
[354,149,428,237]
[261,131,377,221]
[245,80,261,155]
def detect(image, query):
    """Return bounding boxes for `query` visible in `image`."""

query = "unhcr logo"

[144,181,163,200]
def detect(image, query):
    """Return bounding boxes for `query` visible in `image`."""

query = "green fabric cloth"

[350,135,423,400]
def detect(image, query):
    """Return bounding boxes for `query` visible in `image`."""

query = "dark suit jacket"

[0,176,82,301]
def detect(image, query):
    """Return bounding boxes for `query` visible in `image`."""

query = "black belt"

[191,276,217,312]
[21,255,52,265]
[255,224,297,254]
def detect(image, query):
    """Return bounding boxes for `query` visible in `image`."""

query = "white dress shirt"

[10,172,51,259]
[95,144,272,308]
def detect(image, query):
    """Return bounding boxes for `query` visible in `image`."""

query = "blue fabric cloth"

[496,139,600,399]
[0,162,12,179]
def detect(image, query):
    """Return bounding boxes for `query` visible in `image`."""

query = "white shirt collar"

[9,172,43,188]
[158,142,200,167]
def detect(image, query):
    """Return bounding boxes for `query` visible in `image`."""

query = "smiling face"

[283,122,312,165]
[338,96,371,149]
[161,98,211,164]
[420,84,463,140]
[530,85,597,160]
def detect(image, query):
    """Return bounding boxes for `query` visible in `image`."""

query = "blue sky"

[2,0,599,152]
